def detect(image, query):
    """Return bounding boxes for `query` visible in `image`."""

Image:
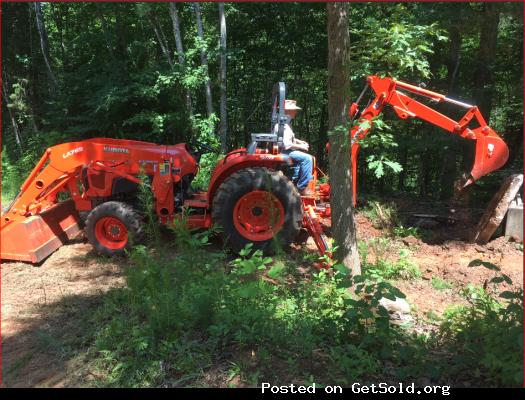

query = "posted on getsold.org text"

[261,382,451,396]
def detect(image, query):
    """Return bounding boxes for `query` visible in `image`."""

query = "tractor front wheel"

[85,201,143,256]
[212,168,303,253]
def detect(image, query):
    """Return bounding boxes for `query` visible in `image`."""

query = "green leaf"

[268,264,285,279]
[499,291,518,300]
[237,282,259,298]
[384,160,403,173]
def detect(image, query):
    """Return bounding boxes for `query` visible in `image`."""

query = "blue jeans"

[284,150,313,190]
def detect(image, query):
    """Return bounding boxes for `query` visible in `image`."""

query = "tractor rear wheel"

[85,201,143,257]
[212,167,303,253]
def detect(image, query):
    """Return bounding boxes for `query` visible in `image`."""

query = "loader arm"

[348,75,510,203]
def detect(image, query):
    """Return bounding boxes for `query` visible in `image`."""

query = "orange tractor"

[1,76,509,263]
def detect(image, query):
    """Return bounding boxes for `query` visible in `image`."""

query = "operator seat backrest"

[271,82,287,152]
[247,82,288,155]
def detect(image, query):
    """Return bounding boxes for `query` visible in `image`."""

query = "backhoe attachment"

[349,76,509,202]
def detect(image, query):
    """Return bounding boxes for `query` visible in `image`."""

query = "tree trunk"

[473,2,501,121]
[96,4,116,61]
[440,26,462,200]
[316,104,328,168]
[471,174,523,244]
[34,3,58,93]
[169,2,194,116]
[193,2,214,117]
[447,26,462,95]
[462,3,501,187]
[398,126,409,191]
[52,3,68,70]
[218,2,228,152]
[148,12,174,68]
[2,76,23,151]
[327,3,361,275]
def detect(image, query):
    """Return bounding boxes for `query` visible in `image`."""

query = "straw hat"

[284,99,302,110]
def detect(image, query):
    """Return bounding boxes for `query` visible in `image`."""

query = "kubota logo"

[104,146,130,154]
[62,147,84,158]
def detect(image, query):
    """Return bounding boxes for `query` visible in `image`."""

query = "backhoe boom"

[349,76,509,202]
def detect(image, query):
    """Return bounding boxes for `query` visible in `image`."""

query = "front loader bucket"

[466,134,510,186]
[1,200,82,263]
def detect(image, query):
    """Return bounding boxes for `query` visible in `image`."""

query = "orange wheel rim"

[233,191,285,241]
[94,217,128,250]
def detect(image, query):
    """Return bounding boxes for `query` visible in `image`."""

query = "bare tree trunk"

[51,3,68,69]
[440,26,462,200]
[2,74,23,151]
[472,174,523,244]
[193,2,214,117]
[316,104,328,167]
[34,2,58,93]
[327,3,361,275]
[473,2,501,120]
[96,4,116,61]
[169,2,193,116]
[462,3,501,188]
[447,26,462,95]
[218,2,228,152]
[148,11,174,68]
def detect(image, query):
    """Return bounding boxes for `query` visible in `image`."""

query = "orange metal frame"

[346,76,509,204]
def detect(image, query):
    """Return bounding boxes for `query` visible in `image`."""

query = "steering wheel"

[188,140,218,163]
[193,141,217,155]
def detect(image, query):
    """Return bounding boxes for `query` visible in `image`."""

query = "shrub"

[360,239,421,281]
[434,265,524,386]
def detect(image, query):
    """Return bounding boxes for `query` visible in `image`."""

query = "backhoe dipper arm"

[349,75,509,203]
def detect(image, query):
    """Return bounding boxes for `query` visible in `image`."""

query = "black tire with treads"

[85,201,144,257]
[211,167,303,253]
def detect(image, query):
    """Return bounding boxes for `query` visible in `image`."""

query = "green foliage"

[360,201,420,239]
[350,5,447,79]
[361,200,399,229]
[2,2,522,205]
[191,152,223,190]
[392,225,420,239]
[436,270,523,386]
[358,118,403,179]
[190,113,223,190]
[86,232,426,387]
[359,239,421,281]
[431,277,453,291]
[137,170,159,243]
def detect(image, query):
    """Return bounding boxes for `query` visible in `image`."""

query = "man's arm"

[292,141,309,151]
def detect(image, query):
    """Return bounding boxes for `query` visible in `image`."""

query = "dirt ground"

[1,207,523,387]
[1,237,125,387]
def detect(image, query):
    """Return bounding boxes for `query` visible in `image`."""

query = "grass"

[4,351,35,384]
[431,277,453,291]
[359,238,421,281]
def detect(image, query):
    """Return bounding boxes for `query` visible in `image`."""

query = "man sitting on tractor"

[274,99,314,196]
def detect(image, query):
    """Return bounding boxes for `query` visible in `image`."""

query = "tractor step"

[1,200,82,263]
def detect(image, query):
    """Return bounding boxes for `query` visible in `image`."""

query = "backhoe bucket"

[467,134,509,186]
[1,200,82,263]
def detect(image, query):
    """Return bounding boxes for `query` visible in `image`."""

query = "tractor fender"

[207,151,292,205]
